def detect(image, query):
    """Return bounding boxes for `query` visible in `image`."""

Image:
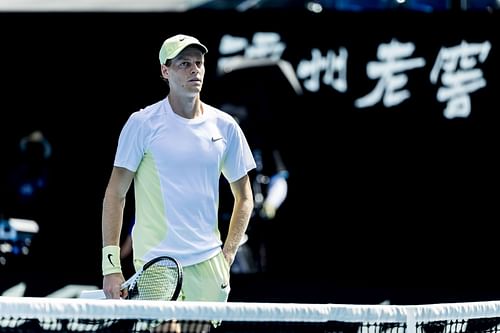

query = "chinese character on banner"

[430,40,491,119]
[355,39,425,108]
[296,47,348,93]
[217,32,302,95]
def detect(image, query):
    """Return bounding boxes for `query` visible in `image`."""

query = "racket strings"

[127,258,181,301]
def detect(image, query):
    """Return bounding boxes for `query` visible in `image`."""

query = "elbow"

[103,188,127,207]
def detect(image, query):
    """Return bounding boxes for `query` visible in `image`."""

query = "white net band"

[2,297,500,323]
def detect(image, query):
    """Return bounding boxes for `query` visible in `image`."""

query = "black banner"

[0,10,498,295]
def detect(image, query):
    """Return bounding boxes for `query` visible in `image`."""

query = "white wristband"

[102,245,122,276]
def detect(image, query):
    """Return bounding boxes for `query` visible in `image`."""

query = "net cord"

[2,297,500,324]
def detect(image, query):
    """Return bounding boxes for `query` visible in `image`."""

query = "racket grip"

[79,289,106,299]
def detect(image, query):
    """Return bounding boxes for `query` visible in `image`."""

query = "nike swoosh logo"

[221,282,229,289]
[107,253,115,267]
[211,137,223,142]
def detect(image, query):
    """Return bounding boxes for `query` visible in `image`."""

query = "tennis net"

[2,296,500,333]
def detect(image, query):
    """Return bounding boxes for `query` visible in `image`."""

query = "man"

[101,34,256,302]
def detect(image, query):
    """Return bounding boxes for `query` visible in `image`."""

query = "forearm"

[223,196,253,264]
[102,191,126,247]
[101,167,134,247]
[101,167,134,296]
[101,191,127,278]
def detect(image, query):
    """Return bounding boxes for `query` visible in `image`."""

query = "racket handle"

[79,289,106,299]
[79,279,130,299]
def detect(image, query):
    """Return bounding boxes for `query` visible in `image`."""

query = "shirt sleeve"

[114,111,150,172]
[222,122,256,183]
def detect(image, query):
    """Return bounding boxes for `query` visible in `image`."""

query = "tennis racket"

[80,256,183,301]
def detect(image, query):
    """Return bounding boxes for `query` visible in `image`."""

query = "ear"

[160,64,169,80]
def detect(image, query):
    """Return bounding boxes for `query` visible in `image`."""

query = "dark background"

[0,9,499,304]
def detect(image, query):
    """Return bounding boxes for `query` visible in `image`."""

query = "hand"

[103,272,126,299]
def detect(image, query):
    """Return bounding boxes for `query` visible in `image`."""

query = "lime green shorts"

[133,251,230,302]
[179,251,231,302]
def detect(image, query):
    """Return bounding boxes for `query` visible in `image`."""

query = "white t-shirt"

[114,98,256,266]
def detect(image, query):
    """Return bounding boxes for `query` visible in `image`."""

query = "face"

[161,46,205,96]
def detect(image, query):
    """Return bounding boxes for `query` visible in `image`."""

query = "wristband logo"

[107,253,115,267]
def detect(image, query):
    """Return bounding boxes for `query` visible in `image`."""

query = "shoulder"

[127,99,165,126]
[203,103,239,127]
[134,99,164,119]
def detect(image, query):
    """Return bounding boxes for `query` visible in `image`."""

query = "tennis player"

[101,34,256,302]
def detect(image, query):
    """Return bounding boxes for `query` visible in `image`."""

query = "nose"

[191,65,200,74]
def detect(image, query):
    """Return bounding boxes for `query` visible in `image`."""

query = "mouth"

[188,79,202,85]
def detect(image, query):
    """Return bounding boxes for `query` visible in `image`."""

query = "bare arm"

[222,174,254,266]
[102,166,135,299]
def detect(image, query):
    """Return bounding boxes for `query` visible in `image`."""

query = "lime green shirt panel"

[132,150,167,261]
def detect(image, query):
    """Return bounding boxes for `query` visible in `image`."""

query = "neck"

[168,93,202,119]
